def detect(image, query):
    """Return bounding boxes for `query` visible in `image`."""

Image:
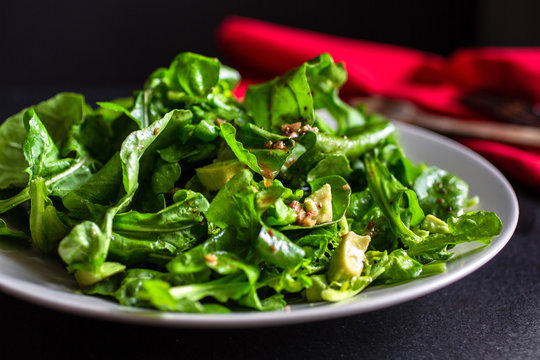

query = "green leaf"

[0,113,30,189]
[256,225,305,269]
[151,158,181,195]
[58,220,108,272]
[22,109,68,180]
[307,154,353,183]
[285,121,396,183]
[0,93,87,189]
[305,53,365,135]
[28,178,70,254]
[107,232,177,267]
[407,211,503,256]
[0,218,27,240]
[365,152,425,247]
[375,249,423,284]
[119,109,192,195]
[235,121,292,148]
[62,153,123,219]
[158,140,217,164]
[112,190,209,246]
[169,274,251,303]
[166,52,221,97]
[220,122,262,174]
[205,169,259,243]
[380,142,421,188]
[97,101,144,129]
[413,166,469,220]
[244,63,314,133]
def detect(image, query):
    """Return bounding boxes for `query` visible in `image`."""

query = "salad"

[0,52,502,313]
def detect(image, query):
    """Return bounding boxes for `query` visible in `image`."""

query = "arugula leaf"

[380,142,421,188]
[375,249,423,284]
[61,153,123,219]
[0,109,96,215]
[220,122,262,174]
[365,152,425,247]
[256,225,305,269]
[220,121,294,184]
[0,113,31,189]
[285,120,396,184]
[305,53,365,135]
[106,191,209,267]
[307,154,353,182]
[166,52,221,97]
[119,109,192,196]
[205,169,259,245]
[0,93,87,189]
[151,158,182,195]
[23,109,70,180]
[0,51,505,312]
[0,218,27,240]
[244,63,314,133]
[112,190,209,247]
[97,101,146,129]
[28,178,70,254]
[413,166,469,220]
[407,211,503,257]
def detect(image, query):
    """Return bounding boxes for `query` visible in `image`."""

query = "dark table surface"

[0,86,538,360]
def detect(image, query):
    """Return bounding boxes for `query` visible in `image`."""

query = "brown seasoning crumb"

[300,209,318,227]
[204,254,218,265]
[281,122,302,139]
[272,141,286,150]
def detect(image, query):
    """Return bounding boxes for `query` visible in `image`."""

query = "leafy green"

[244,63,314,133]
[413,166,469,220]
[28,178,70,254]
[365,152,425,247]
[256,225,305,269]
[0,218,27,240]
[305,53,365,135]
[0,51,503,312]
[407,211,503,257]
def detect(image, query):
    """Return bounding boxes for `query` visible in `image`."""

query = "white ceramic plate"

[0,121,519,328]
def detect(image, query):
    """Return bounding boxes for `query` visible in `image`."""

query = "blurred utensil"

[459,92,540,127]
[352,96,540,147]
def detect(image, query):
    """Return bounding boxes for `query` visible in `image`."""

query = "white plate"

[0,121,519,328]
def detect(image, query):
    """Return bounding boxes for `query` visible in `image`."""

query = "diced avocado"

[327,231,371,283]
[195,159,246,191]
[304,183,333,224]
[74,261,126,287]
[305,274,329,302]
[421,214,450,234]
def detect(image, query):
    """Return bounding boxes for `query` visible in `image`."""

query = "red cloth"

[216,16,540,189]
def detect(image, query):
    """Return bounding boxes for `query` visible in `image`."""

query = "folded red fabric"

[216,15,540,189]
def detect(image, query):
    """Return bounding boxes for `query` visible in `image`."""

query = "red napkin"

[216,16,540,189]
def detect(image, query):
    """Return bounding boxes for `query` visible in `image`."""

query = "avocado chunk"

[421,214,450,234]
[305,274,329,302]
[327,231,371,283]
[195,159,246,191]
[304,183,333,224]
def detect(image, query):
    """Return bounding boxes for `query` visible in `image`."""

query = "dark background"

[1,1,539,359]
[2,0,540,90]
